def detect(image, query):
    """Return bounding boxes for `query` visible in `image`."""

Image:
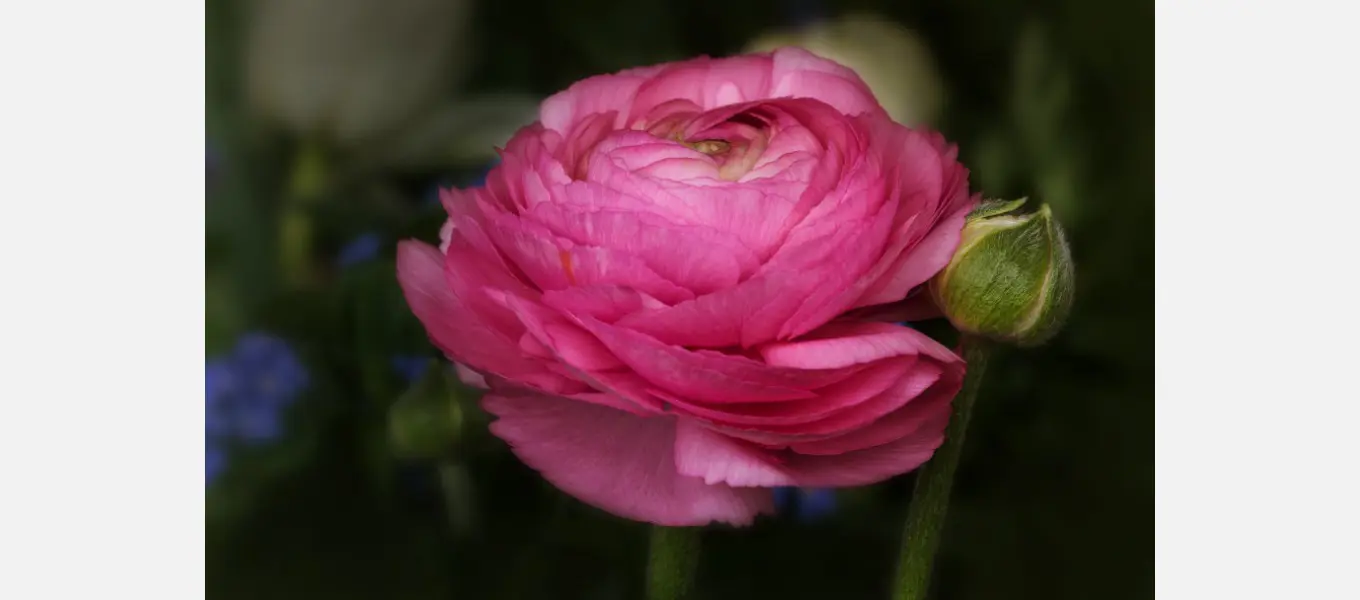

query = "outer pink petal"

[673,409,950,489]
[855,125,977,307]
[396,241,571,392]
[454,363,488,389]
[540,285,668,323]
[779,419,949,487]
[539,64,669,135]
[758,321,962,369]
[674,420,795,487]
[652,361,892,429]
[767,48,887,118]
[575,316,851,404]
[440,218,543,338]
[480,292,677,417]
[483,390,773,526]
[488,291,624,372]
[540,49,883,141]
[628,54,775,116]
[856,199,972,307]
[788,372,959,455]
[731,361,943,439]
[771,124,949,328]
[661,322,963,447]
[771,187,901,340]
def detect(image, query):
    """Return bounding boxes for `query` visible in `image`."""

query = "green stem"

[646,526,702,600]
[891,336,994,600]
[279,141,328,287]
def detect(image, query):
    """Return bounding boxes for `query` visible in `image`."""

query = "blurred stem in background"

[436,462,476,535]
[647,526,702,600]
[279,141,329,287]
[892,338,993,600]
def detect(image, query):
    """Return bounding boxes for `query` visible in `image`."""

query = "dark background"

[205,0,1152,598]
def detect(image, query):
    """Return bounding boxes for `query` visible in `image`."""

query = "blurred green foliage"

[205,0,1151,598]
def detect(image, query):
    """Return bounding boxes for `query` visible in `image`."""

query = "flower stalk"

[279,141,328,287]
[646,526,702,600]
[891,336,993,600]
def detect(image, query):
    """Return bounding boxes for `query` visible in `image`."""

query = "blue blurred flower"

[796,488,837,521]
[337,232,383,268]
[205,360,238,438]
[772,487,837,522]
[206,444,226,486]
[391,355,430,384]
[205,333,309,486]
[230,334,309,403]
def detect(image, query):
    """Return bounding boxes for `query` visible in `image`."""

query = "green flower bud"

[388,361,465,459]
[930,198,1074,347]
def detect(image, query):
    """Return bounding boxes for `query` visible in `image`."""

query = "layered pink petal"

[539,65,669,134]
[483,390,773,526]
[489,291,624,372]
[628,54,775,116]
[613,214,886,349]
[397,241,576,393]
[577,316,843,403]
[540,285,667,323]
[655,361,897,429]
[728,361,942,439]
[854,123,977,307]
[674,420,795,487]
[655,323,962,449]
[855,199,971,307]
[788,371,959,455]
[578,135,796,256]
[778,421,949,487]
[482,291,677,417]
[661,324,960,441]
[524,203,759,293]
[454,363,489,389]
[759,321,961,369]
[768,47,887,118]
[479,212,695,304]
[674,406,950,489]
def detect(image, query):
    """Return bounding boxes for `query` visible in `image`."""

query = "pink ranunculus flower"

[398,48,977,526]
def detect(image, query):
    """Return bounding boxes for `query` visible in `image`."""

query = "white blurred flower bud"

[745,13,945,127]
[245,0,474,149]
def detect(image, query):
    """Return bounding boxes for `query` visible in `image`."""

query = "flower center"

[679,139,731,156]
